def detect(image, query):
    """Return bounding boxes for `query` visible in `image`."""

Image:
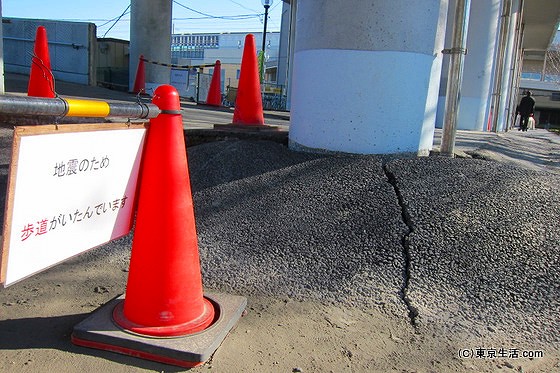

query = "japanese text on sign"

[53,155,110,177]
[20,195,128,241]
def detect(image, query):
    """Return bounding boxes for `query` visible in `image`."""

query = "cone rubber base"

[214,123,279,131]
[72,293,247,368]
[112,297,215,337]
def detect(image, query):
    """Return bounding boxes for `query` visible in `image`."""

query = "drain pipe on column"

[440,0,471,157]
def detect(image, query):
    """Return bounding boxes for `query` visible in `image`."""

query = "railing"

[0,95,160,119]
[220,83,288,111]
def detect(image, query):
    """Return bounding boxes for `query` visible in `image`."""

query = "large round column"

[289,0,448,155]
[496,0,521,132]
[436,0,501,131]
[129,0,172,91]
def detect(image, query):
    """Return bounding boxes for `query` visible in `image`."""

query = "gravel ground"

[188,140,560,347]
[192,146,408,315]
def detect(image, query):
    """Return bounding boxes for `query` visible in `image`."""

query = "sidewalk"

[433,128,560,174]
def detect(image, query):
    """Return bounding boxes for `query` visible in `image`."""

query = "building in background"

[518,30,560,127]
[97,38,129,91]
[170,31,280,92]
[0,18,282,103]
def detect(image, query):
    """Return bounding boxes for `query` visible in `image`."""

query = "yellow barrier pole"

[0,95,160,119]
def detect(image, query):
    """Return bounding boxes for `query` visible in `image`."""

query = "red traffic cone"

[112,85,215,337]
[232,34,265,126]
[132,54,146,94]
[28,26,55,98]
[205,60,222,106]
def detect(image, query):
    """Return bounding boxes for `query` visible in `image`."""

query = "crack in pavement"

[383,164,419,327]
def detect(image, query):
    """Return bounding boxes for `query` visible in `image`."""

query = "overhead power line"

[102,4,130,37]
[172,0,262,20]
[227,0,261,13]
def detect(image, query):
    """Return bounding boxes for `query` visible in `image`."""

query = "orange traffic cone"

[71,85,247,368]
[205,60,222,106]
[132,54,146,94]
[112,84,214,336]
[28,26,55,98]
[232,34,265,126]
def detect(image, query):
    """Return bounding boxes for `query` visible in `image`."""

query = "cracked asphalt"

[386,157,560,345]
[187,139,560,349]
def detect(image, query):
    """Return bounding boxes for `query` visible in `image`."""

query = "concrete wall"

[2,17,96,86]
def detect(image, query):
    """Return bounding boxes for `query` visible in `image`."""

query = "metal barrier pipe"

[0,95,160,119]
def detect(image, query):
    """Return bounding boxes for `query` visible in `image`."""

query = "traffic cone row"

[25,25,247,369]
[27,27,266,128]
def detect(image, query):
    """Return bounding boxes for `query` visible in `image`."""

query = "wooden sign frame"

[1,122,148,286]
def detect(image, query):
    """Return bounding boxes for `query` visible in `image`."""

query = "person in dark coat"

[517,91,536,132]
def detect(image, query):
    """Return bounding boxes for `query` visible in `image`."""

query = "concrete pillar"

[285,0,297,110]
[496,0,521,131]
[129,0,172,91]
[289,0,448,155]
[437,0,501,131]
[276,2,291,88]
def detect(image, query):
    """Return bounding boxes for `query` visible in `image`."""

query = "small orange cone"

[205,60,222,106]
[232,34,265,126]
[28,26,55,98]
[132,54,146,94]
[112,85,214,336]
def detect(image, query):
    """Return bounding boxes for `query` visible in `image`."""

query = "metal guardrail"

[0,95,160,119]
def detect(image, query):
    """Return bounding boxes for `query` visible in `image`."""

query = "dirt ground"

[1,241,558,373]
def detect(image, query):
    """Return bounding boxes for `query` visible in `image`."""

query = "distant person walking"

[517,91,535,132]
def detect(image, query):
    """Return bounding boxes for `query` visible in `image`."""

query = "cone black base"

[214,123,279,131]
[72,293,247,368]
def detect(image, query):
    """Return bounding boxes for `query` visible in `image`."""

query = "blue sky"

[2,0,284,40]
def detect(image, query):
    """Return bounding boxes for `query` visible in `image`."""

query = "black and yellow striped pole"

[0,95,160,119]
[139,57,216,70]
